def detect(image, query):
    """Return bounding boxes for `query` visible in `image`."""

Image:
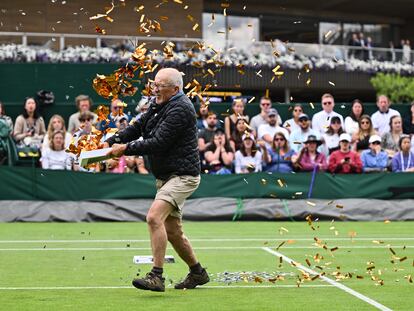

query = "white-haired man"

[105,68,209,292]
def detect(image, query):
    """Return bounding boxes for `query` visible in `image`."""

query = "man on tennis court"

[105,67,209,292]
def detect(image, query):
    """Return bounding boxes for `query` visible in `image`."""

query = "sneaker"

[174,269,210,289]
[132,272,165,292]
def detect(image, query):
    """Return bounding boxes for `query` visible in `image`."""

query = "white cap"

[339,133,351,142]
[369,134,382,144]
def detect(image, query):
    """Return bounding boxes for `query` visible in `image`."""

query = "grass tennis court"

[0,221,412,311]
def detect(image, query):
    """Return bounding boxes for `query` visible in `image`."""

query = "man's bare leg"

[146,199,174,268]
[165,215,198,267]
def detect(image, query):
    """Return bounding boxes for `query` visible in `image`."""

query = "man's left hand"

[107,143,127,157]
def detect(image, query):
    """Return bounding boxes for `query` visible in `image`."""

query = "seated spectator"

[371,95,400,136]
[42,114,72,153]
[124,156,150,174]
[352,115,376,153]
[382,115,404,158]
[311,93,344,135]
[392,135,414,172]
[204,128,234,174]
[13,97,46,150]
[230,118,251,152]
[361,135,388,172]
[234,134,264,173]
[250,96,282,136]
[289,113,320,153]
[0,112,14,165]
[403,101,414,135]
[224,98,249,140]
[322,116,344,156]
[344,99,364,135]
[283,104,303,133]
[68,95,98,134]
[257,108,289,148]
[196,103,210,130]
[198,111,219,170]
[0,101,13,131]
[328,133,362,174]
[100,98,130,131]
[40,130,72,170]
[134,97,150,122]
[265,132,295,173]
[295,135,327,172]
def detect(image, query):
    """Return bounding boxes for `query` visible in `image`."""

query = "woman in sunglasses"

[322,116,344,156]
[264,132,295,173]
[352,115,376,153]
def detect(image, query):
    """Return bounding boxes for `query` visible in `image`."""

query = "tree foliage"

[370,73,414,103]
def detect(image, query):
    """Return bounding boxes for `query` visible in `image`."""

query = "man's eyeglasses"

[323,101,332,105]
[149,82,174,89]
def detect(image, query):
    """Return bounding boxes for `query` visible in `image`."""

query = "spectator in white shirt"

[371,94,400,135]
[344,99,364,135]
[322,116,344,156]
[250,96,282,136]
[283,104,303,133]
[234,134,265,173]
[41,130,72,170]
[311,93,344,135]
[289,113,320,153]
[257,108,289,148]
[42,114,72,154]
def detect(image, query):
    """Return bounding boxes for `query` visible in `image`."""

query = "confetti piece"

[309,102,315,109]
[330,247,338,252]
[328,81,335,86]
[276,241,285,250]
[248,97,255,104]
[306,78,311,86]
[389,248,396,255]
[384,220,391,224]
[277,179,284,187]
[260,178,267,185]
[335,204,343,209]
[305,259,311,267]
[400,256,407,262]
[192,23,199,31]
[306,201,316,207]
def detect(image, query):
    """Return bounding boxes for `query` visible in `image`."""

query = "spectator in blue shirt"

[392,135,414,172]
[360,135,388,172]
[265,131,296,173]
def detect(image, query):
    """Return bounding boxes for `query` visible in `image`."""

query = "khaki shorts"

[155,175,201,218]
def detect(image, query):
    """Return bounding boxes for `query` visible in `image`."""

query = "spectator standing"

[312,93,344,135]
[361,135,388,172]
[40,130,72,170]
[348,33,360,58]
[402,40,411,64]
[403,101,414,135]
[344,99,364,135]
[250,97,282,136]
[371,95,400,135]
[366,36,374,60]
[257,108,289,148]
[0,101,13,131]
[13,97,46,148]
[67,95,97,134]
[283,104,303,133]
[322,116,344,156]
[234,134,264,173]
[328,133,362,174]
[204,128,234,174]
[289,113,320,153]
[224,98,249,141]
[265,132,295,173]
[382,115,404,158]
[295,135,327,172]
[392,135,414,172]
[42,114,72,153]
[353,115,376,152]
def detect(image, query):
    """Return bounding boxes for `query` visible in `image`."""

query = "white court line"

[0,237,412,243]
[0,284,333,291]
[262,247,392,311]
[0,245,412,251]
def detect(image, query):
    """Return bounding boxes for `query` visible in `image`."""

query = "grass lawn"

[0,221,412,310]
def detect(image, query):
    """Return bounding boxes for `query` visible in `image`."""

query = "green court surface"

[0,221,412,311]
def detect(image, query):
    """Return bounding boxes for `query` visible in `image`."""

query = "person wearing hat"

[328,133,362,174]
[322,115,345,156]
[360,134,388,172]
[250,96,282,135]
[234,134,264,173]
[392,135,414,172]
[294,135,327,172]
[257,108,289,148]
[289,113,320,153]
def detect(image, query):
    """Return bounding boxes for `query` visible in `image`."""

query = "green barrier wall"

[1,166,413,201]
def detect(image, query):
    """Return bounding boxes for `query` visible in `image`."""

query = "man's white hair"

[158,68,183,91]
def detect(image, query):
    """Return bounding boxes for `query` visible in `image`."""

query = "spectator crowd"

[1,93,414,174]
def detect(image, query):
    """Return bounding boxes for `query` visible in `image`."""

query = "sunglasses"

[371,141,381,145]
[323,101,332,105]
[360,121,370,125]
[261,103,271,107]
[80,118,92,122]
[274,138,285,141]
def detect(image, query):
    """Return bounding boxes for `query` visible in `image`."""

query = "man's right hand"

[102,142,110,148]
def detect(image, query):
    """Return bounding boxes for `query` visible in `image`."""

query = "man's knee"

[146,200,174,227]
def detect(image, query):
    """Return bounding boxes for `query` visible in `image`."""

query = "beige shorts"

[155,175,201,218]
